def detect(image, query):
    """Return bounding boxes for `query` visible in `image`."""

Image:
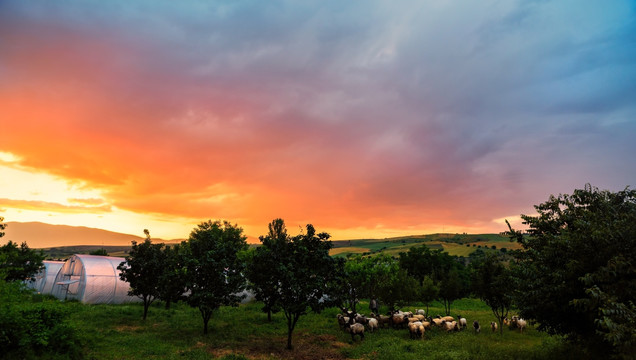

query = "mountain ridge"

[2,221,184,248]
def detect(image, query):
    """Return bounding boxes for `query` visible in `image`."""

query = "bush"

[0,281,82,359]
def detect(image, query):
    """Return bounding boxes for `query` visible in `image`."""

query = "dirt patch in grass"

[115,325,141,332]
[208,331,348,360]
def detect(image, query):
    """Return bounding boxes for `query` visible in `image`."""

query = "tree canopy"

[0,240,45,283]
[249,219,340,350]
[183,220,248,334]
[508,184,636,357]
[118,233,165,320]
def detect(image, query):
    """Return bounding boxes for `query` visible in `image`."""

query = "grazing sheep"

[510,316,527,333]
[457,315,467,330]
[392,313,409,329]
[473,320,481,333]
[431,318,444,327]
[372,314,392,328]
[442,320,459,332]
[421,321,432,330]
[345,322,365,341]
[413,314,426,321]
[490,321,498,332]
[367,317,379,333]
[354,314,368,325]
[441,316,454,322]
[337,314,350,329]
[503,317,511,327]
[408,321,425,339]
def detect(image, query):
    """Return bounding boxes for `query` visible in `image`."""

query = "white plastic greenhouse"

[51,254,140,304]
[26,260,65,295]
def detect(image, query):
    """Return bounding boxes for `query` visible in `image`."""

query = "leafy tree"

[330,253,398,315]
[183,220,248,335]
[438,267,468,316]
[0,216,6,238]
[253,221,339,350]
[157,243,186,309]
[0,240,45,283]
[244,219,287,321]
[471,252,513,335]
[507,185,636,358]
[417,275,439,315]
[376,267,420,312]
[118,232,165,320]
[399,244,434,285]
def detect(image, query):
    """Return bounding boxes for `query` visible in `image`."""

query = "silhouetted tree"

[244,219,287,321]
[0,222,44,283]
[118,231,165,320]
[251,220,339,350]
[507,184,636,358]
[157,243,186,309]
[183,220,248,334]
[471,252,513,335]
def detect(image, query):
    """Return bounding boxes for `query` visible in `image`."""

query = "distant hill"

[329,233,520,258]
[2,222,184,248]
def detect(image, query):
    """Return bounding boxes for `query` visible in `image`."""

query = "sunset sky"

[1,1,635,243]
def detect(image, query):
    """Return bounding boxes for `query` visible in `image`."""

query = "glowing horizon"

[1,1,634,243]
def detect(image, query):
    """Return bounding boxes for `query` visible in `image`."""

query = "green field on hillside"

[329,233,520,258]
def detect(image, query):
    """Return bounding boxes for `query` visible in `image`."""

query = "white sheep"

[490,321,498,332]
[510,316,527,333]
[408,321,425,339]
[337,314,350,329]
[416,309,426,316]
[345,322,365,341]
[458,316,467,330]
[442,320,459,332]
[367,317,379,333]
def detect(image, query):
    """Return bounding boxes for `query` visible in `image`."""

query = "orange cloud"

[0,198,112,214]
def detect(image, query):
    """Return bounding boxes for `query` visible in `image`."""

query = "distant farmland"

[328,233,522,257]
[40,233,521,259]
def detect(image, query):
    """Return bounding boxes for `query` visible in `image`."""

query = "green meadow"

[50,298,586,360]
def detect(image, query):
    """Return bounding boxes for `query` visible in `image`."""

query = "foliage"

[399,245,469,315]
[507,184,636,358]
[250,220,341,349]
[0,281,81,359]
[157,243,187,309]
[118,234,166,320]
[0,240,45,282]
[470,252,513,335]
[376,267,420,312]
[183,220,248,334]
[243,218,286,321]
[399,244,435,285]
[330,253,401,315]
[0,215,6,238]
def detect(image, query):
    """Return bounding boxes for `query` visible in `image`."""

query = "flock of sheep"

[337,309,528,341]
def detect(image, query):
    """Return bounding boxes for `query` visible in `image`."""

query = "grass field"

[56,298,587,360]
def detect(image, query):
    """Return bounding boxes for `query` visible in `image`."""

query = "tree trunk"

[286,313,299,350]
[165,298,171,310]
[201,309,211,335]
[143,298,149,320]
[267,310,272,322]
[286,317,294,350]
